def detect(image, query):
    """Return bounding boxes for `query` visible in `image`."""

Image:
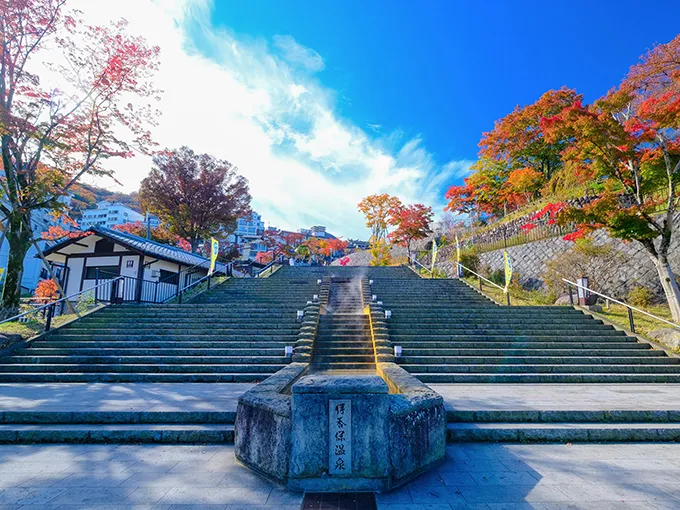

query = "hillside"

[69,183,141,217]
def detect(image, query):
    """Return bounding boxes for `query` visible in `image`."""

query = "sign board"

[329,399,352,474]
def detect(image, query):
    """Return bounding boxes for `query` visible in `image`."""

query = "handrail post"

[207,272,211,290]
[45,303,54,332]
[568,287,574,306]
[95,269,99,305]
[628,307,636,333]
[506,292,511,306]
[479,277,483,292]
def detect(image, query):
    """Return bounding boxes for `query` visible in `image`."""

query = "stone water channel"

[235,276,446,493]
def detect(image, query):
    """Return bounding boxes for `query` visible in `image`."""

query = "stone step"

[0,411,236,424]
[388,325,617,332]
[30,341,290,348]
[0,424,235,444]
[416,373,680,383]
[0,373,272,382]
[312,355,375,363]
[446,422,680,443]
[0,355,289,364]
[446,409,680,423]
[313,348,374,355]
[400,342,649,351]
[62,324,301,332]
[310,362,376,370]
[398,356,677,365]
[387,318,600,325]
[391,336,637,343]
[10,348,293,356]
[401,364,680,374]
[47,334,297,342]
[396,348,664,356]
[0,363,284,373]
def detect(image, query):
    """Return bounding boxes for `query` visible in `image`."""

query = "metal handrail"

[409,255,433,276]
[562,278,680,333]
[458,263,504,291]
[0,276,124,326]
[169,272,215,304]
[457,262,511,306]
[157,261,206,285]
[255,256,282,278]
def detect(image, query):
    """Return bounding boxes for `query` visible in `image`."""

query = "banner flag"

[209,238,219,275]
[503,250,513,292]
[431,239,438,272]
[455,236,462,277]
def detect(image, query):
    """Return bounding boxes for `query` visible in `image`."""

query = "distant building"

[347,239,370,250]
[0,196,74,293]
[227,212,266,261]
[311,225,327,237]
[80,201,143,229]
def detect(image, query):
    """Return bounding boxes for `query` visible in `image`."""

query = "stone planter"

[234,362,445,492]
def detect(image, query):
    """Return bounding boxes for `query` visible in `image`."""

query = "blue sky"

[211,0,680,167]
[80,0,680,239]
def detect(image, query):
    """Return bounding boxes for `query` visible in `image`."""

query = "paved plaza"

[0,443,679,508]
[5,383,680,414]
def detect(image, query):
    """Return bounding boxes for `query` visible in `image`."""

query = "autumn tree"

[139,147,251,253]
[538,35,680,321]
[262,230,305,258]
[480,87,581,181]
[112,221,191,251]
[358,194,402,241]
[387,203,434,260]
[445,157,509,217]
[504,167,544,207]
[0,0,160,309]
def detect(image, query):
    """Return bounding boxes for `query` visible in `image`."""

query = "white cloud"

[61,0,468,239]
[273,35,325,73]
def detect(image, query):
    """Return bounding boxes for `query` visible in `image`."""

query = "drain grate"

[302,492,377,510]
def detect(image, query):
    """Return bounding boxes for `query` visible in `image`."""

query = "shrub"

[458,250,480,276]
[627,286,653,308]
[489,269,505,287]
[543,238,625,297]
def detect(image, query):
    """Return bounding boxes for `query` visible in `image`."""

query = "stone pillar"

[288,375,390,492]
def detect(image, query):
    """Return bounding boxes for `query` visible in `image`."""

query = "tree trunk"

[190,238,199,254]
[653,257,680,324]
[2,211,33,311]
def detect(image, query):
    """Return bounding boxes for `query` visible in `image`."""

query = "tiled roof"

[45,226,226,272]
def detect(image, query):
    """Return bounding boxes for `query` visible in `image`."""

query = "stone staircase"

[0,410,236,444]
[445,409,680,442]
[371,277,680,383]
[0,278,318,383]
[311,279,375,372]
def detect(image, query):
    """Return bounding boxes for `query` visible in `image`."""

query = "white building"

[43,226,225,303]
[227,212,266,260]
[80,201,143,229]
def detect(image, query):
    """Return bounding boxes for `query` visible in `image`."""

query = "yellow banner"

[503,250,512,292]
[209,238,219,275]
[431,239,438,271]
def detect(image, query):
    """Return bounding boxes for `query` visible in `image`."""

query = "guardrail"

[408,255,434,278]
[562,278,680,334]
[254,256,284,278]
[457,263,511,306]
[0,277,125,335]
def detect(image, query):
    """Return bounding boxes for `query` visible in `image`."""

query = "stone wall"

[425,214,680,300]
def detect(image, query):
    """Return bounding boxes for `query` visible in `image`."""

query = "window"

[85,266,119,279]
[94,239,115,253]
[158,269,178,284]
